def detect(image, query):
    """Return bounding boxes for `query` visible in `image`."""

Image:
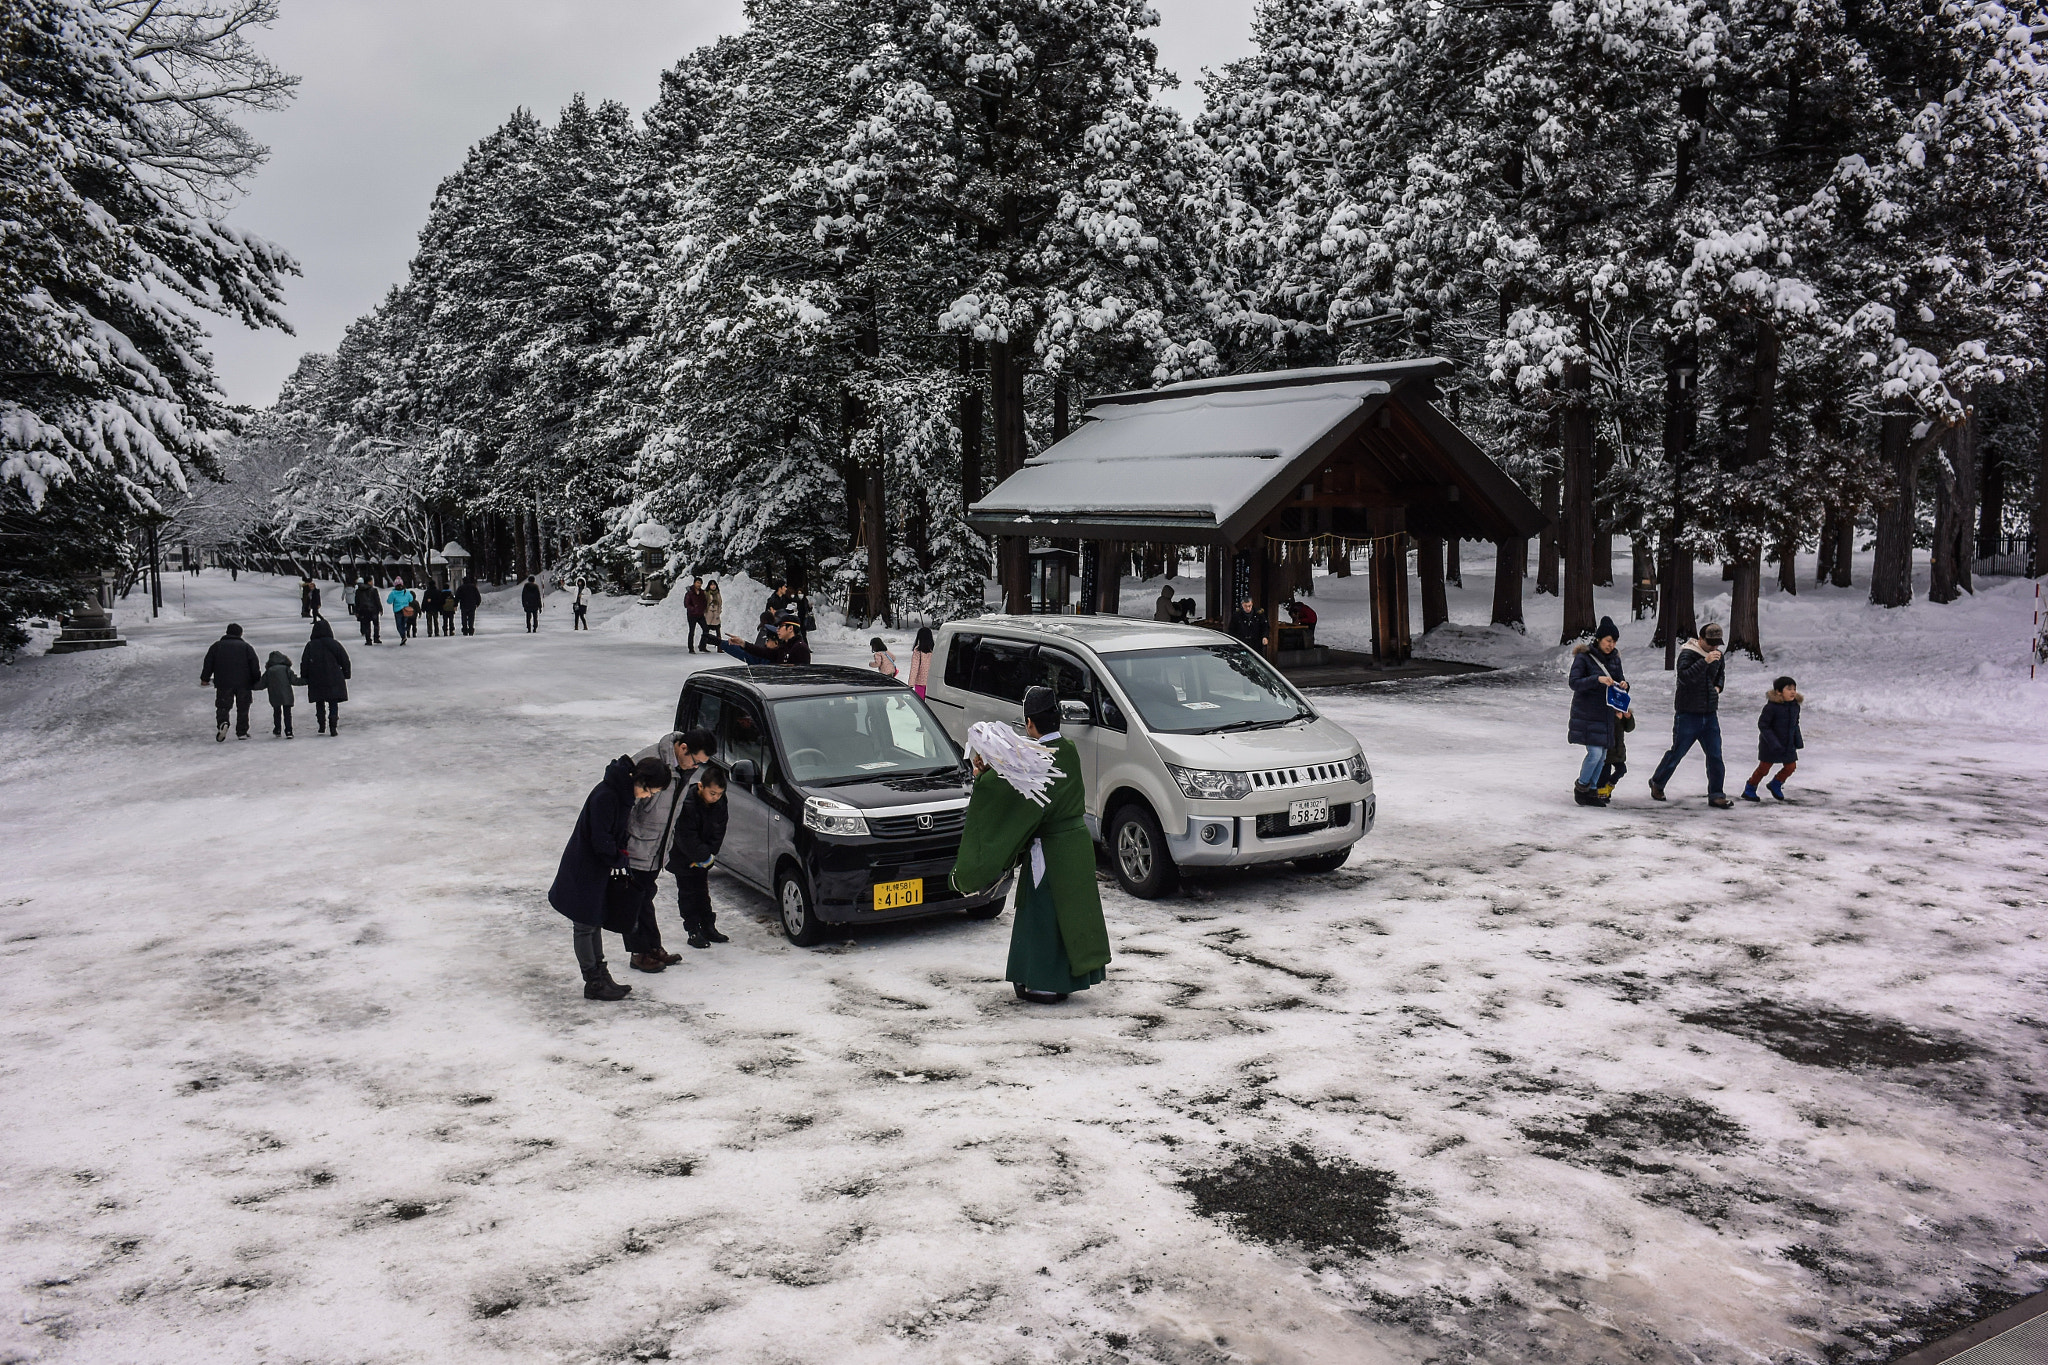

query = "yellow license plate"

[873,878,924,911]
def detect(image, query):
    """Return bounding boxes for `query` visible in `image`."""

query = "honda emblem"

[916,813,933,830]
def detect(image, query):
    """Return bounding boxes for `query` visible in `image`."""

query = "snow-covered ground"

[2,558,2045,1364]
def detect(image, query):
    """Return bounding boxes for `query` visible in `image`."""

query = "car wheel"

[1293,850,1349,874]
[777,868,824,946]
[1109,802,1179,899]
[962,900,1004,922]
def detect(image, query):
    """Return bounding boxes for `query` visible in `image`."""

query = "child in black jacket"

[1743,676,1805,802]
[668,764,730,948]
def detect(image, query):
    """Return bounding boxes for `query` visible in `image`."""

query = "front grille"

[1246,761,1349,792]
[869,809,966,840]
[868,846,959,870]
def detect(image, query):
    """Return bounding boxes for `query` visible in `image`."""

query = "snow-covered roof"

[967,361,1543,545]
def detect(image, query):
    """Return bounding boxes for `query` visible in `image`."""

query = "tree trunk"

[1592,442,1614,586]
[1658,336,1698,665]
[1558,362,1597,642]
[512,509,529,582]
[1814,515,1837,588]
[1331,539,1351,577]
[1417,535,1449,633]
[990,341,1029,612]
[1828,504,1854,587]
[1775,529,1798,595]
[1536,461,1560,596]
[1491,538,1525,630]
[1977,428,2004,560]
[959,339,982,511]
[1956,405,1976,594]
[1727,320,1778,659]
[864,465,890,626]
[1870,410,1917,607]
[2035,371,2048,577]
[1930,423,1961,605]
[1445,537,1461,587]
[1631,535,1653,619]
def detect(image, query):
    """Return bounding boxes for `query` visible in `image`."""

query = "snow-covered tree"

[0,0,294,646]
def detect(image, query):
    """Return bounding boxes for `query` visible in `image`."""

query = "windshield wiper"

[1208,714,1309,733]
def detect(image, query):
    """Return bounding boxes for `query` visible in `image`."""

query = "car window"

[772,692,961,785]
[1099,643,1312,735]
[1034,649,1094,721]
[943,633,979,689]
[693,689,724,741]
[968,639,1032,702]
[723,698,770,779]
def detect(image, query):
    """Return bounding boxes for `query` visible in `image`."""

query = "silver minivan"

[923,617,1375,897]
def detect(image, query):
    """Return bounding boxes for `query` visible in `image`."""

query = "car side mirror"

[1058,698,1092,727]
[730,759,757,789]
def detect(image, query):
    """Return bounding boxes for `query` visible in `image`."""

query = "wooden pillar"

[1205,546,1222,622]
[1445,537,1461,587]
[1260,534,1284,661]
[1099,541,1122,615]
[1368,511,1411,662]
[1417,534,1449,633]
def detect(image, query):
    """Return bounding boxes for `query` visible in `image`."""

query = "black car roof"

[688,664,909,699]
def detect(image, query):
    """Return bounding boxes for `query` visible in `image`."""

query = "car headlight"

[802,797,869,836]
[1165,764,1253,801]
[1348,752,1371,784]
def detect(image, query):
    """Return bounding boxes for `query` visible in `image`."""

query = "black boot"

[582,962,631,1001]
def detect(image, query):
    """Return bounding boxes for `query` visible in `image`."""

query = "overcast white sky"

[206,1,1260,409]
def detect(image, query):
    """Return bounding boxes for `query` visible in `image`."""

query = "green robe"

[949,738,1111,992]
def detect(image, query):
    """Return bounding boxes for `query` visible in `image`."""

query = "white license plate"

[1289,797,1329,827]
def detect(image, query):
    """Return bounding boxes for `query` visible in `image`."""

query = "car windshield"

[1099,642,1312,735]
[771,691,963,786]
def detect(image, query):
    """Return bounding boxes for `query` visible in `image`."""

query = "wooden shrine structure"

[965,359,1546,663]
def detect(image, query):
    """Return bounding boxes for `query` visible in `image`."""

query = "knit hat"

[1700,622,1724,645]
[1595,616,1620,643]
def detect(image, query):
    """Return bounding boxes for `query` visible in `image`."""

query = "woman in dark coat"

[549,755,670,1000]
[300,619,351,737]
[1567,616,1628,806]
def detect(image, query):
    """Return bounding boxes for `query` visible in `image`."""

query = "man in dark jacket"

[455,575,482,635]
[200,623,263,741]
[352,581,382,645]
[300,619,351,735]
[1649,621,1731,807]
[722,619,811,666]
[1566,617,1628,806]
[549,755,671,1000]
[667,765,729,948]
[520,577,543,632]
[1229,597,1269,653]
[683,577,709,652]
[300,578,315,617]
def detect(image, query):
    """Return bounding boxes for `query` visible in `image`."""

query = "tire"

[1109,802,1179,899]
[1293,850,1350,874]
[777,867,825,947]
[962,900,1004,922]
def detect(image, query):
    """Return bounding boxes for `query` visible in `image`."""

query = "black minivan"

[673,665,1010,944]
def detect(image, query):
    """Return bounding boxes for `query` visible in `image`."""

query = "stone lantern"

[630,522,673,604]
[441,542,471,587]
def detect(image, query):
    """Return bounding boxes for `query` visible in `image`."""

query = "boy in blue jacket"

[1743,676,1804,802]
